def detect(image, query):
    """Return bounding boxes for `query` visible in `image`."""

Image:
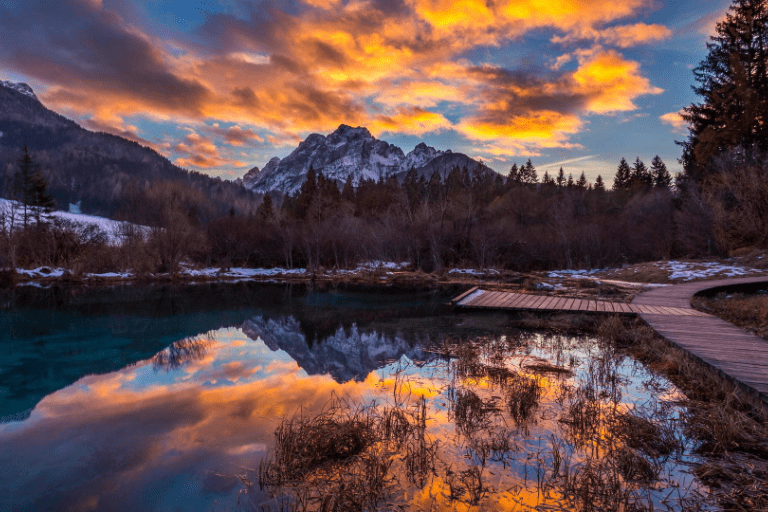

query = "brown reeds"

[596,315,768,511]
[258,392,439,511]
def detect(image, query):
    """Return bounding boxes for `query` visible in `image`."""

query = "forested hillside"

[0,84,259,224]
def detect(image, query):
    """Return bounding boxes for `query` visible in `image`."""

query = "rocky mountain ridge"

[241,124,492,195]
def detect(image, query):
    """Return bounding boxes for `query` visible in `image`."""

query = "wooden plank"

[515,294,538,309]
[452,286,479,304]
[563,298,576,310]
[502,292,525,309]
[529,295,549,309]
[484,292,503,308]
[577,299,589,311]
[506,293,530,309]
[534,295,555,309]
[552,297,569,310]
[496,293,519,309]
[463,292,485,307]
[547,297,563,311]
[487,292,506,309]
[470,291,495,308]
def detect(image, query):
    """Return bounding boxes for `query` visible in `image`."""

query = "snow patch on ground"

[357,261,409,270]
[547,269,605,279]
[16,267,67,278]
[181,267,308,278]
[448,268,501,276]
[596,279,668,288]
[0,198,148,245]
[663,260,766,281]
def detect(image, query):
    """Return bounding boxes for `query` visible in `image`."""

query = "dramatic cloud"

[0,0,672,173]
[174,131,247,169]
[551,23,672,47]
[660,110,688,133]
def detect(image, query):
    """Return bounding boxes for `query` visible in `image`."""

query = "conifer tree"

[14,145,54,227]
[296,166,318,218]
[577,172,588,188]
[520,159,538,184]
[567,174,574,187]
[556,167,566,187]
[506,163,520,185]
[630,157,652,189]
[341,175,355,203]
[613,158,632,191]
[650,155,672,188]
[681,0,768,177]
[594,174,606,191]
[258,193,274,219]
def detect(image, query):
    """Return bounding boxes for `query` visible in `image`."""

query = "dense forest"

[1,0,768,276]
[0,153,714,274]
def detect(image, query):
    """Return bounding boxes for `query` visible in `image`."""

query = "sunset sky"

[0,0,732,182]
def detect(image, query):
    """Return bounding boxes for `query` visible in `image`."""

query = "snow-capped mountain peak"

[1,80,38,101]
[402,142,445,171]
[242,124,490,195]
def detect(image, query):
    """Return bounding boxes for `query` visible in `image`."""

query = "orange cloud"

[571,50,663,114]
[174,131,248,169]
[452,49,658,157]
[660,110,688,133]
[370,107,453,136]
[552,23,672,47]
[459,111,582,144]
[2,0,669,171]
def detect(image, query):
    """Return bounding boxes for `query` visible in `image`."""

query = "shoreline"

[4,264,768,305]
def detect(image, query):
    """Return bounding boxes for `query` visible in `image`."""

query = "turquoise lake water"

[0,283,712,511]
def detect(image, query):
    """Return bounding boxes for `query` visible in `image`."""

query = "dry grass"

[506,373,542,427]
[598,262,674,283]
[596,316,768,510]
[611,412,680,458]
[257,393,438,511]
[253,318,768,511]
[729,247,768,270]
[693,292,768,339]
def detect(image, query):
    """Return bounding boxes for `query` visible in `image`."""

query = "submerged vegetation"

[251,316,768,511]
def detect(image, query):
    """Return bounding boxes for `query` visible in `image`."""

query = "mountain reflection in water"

[0,283,710,511]
[0,282,454,421]
[0,282,464,511]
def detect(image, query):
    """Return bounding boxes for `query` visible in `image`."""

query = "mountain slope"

[242,124,493,195]
[0,81,257,222]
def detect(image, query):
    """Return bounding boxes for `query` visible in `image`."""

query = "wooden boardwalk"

[452,287,708,316]
[633,276,768,407]
[453,277,768,407]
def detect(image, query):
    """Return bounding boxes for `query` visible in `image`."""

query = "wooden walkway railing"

[452,277,768,408]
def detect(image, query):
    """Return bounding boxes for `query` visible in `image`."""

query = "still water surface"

[0,283,710,511]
